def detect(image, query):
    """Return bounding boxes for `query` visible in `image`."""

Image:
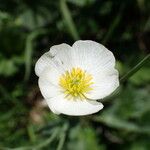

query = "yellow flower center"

[59,67,94,100]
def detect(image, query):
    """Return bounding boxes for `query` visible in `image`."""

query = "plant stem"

[120,54,150,83]
[102,4,124,45]
[24,29,47,81]
[56,123,69,150]
[60,0,80,40]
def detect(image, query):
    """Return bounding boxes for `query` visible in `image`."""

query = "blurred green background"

[0,0,150,149]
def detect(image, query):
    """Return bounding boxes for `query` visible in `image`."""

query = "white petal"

[35,52,54,77]
[50,43,71,57]
[38,76,61,99]
[50,107,61,115]
[35,43,72,77]
[39,67,62,87]
[72,40,116,74]
[49,43,73,71]
[86,69,119,100]
[46,94,104,116]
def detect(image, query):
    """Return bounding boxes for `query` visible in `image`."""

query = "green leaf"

[67,125,105,150]
[0,58,18,76]
[94,85,150,134]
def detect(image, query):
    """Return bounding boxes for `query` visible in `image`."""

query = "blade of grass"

[34,128,59,150]
[120,54,150,83]
[24,29,47,81]
[102,5,124,45]
[102,53,150,101]
[60,0,80,40]
[56,123,69,150]
[27,124,36,143]
[93,115,150,134]
[2,128,59,150]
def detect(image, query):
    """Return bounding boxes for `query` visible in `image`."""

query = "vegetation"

[0,0,150,149]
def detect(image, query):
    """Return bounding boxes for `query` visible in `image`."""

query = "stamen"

[59,67,93,100]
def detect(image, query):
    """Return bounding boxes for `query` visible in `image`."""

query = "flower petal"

[35,43,72,77]
[35,52,54,77]
[46,94,104,116]
[72,40,116,74]
[49,43,73,71]
[38,76,61,99]
[39,67,62,87]
[86,69,119,100]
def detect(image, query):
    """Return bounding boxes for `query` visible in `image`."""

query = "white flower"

[35,40,119,116]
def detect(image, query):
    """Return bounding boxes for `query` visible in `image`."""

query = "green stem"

[60,0,80,40]
[27,124,36,143]
[102,5,124,44]
[120,54,150,83]
[34,128,59,149]
[56,123,69,150]
[102,13,121,45]
[24,29,47,81]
